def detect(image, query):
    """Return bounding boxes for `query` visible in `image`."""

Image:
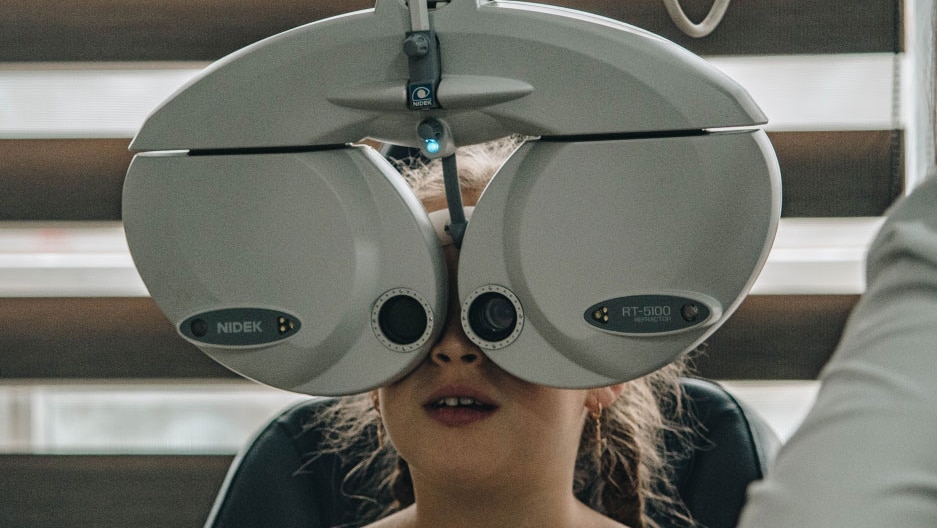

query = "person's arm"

[737,176,937,528]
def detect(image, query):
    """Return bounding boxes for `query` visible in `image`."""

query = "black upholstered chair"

[205,378,779,528]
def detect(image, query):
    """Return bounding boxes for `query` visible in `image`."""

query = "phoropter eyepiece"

[468,292,517,342]
[461,285,524,350]
[372,288,437,353]
[378,295,427,345]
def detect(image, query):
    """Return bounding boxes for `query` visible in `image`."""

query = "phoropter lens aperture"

[378,295,427,345]
[468,292,518,342]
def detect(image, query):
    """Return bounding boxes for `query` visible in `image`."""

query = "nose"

[430,325,483,366]
[432,346,480,365]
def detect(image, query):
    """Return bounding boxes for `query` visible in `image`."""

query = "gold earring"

[371,394,385,450]
[591,403,605,461]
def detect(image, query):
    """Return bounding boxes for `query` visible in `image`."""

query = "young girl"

[313,138,696,528]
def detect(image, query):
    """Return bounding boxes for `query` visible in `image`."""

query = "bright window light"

[0,222,148,297]
[707,54,900,131]
[0,381,309,454]
[0,63,205,138]
[750,217,885,295]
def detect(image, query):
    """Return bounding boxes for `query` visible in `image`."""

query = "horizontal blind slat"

[0,297,235,379]
[0,295,855,380]
[696,295,859,380]
[0,0,900,62]
[0,131,903,221]
[0,0,374,62]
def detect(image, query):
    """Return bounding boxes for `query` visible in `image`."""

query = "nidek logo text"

[410,84,434,108]
[217,321,263,334]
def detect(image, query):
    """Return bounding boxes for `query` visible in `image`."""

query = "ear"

[585,383,626,413]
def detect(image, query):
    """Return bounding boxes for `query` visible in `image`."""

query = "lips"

[423,386,499,427]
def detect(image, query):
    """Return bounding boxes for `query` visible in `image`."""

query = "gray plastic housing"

[123,0,780,394]
[459,133,780,387]
[130,0,765,152]
[123,147,446,395]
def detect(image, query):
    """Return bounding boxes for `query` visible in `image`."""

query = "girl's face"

[376,244,623,492]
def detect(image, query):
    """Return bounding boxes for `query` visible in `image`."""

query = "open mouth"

[424,395,499,426]
[429,397,498,411]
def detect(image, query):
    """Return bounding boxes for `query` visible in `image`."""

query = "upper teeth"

[438,397,478,407]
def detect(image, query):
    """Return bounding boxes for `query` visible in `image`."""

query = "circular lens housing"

[379,295,426,344]
[372,288,435,352]
[469,293,516,341]
[462,285,524,350]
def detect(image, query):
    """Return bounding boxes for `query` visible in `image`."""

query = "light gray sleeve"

[737,176,937,528]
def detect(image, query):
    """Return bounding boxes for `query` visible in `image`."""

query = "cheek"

[377,385,411,433]
[377,382,425,457]
[513,388,589,440]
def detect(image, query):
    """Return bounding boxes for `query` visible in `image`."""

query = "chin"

[399,433,511,482]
